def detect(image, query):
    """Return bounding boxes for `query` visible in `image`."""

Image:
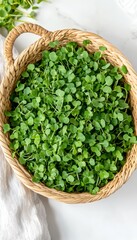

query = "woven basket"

[0,23,137,204]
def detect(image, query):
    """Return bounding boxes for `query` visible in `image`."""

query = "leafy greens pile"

[3,41,137,194]
[0,0,47,31]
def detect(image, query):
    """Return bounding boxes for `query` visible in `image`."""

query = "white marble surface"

[4,0,137,239]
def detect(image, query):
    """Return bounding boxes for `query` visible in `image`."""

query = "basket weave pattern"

[0,23,137,203]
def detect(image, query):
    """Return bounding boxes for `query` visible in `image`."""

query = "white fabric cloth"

[0,35,51,240]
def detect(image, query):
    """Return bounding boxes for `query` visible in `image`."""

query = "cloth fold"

[0,35,51,240]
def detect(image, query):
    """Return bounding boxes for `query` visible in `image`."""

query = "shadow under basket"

[0,23,137,204]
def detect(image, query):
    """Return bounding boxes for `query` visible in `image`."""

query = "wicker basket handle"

[4,23,50,66]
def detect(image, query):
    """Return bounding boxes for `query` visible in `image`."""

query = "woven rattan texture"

[0,23,137,203]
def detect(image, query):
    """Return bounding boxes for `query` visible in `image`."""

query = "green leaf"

[15,84,25,92]
[34,134,40,147]
[110,163,117,172]
[32,177,40,183]
[99,170,109,180]
[123,134,129,141]
[92,187,99,194]
[77,132,86,142]
[115,150,123,160]
[94,51,101,60]
[130,136,137,144]
[45,129,50,135]
[102,63,110,69]
[91,146,101,156]
[20,123,28,132]
[106,146,115,152]
[72,100,81,107]
[10,132,18,140]
[121,65,128,74]
[36,97,41,103]
[65,94,73,102]
[93,62,98,71]
[53,154,61,162]
[102,140,109,148]
[49,52,58,61]
[25,138,31,145]
[89,158,95,166]
[27,64,35,71]
[103,86,112,93]
[100,119,105,128]
[83,39,91,46]
[93,121,101,130]
[38,113,45,122]
[67,175,74,183]
[39,164,45,172]
[13,141,19,150]
[124,83,131,91]
[63,154,72,162]
[99,46,107,51]
[58,65,66,74]
[27,116,34,126]
[117,113,123,121]
[19,157,26,165]
[0,9,7,18]
[55,89,65,97]
[49,41,59,48]
[68,73,75,82]
[70,125,77,133]
[75,141,82,147]
[105,76,113,86]
[22,72,29,78]
[3,124,10,133]
[24,87,31,95]
[62,125,67,135]
[60,115,69,124]
[4,111,12,117]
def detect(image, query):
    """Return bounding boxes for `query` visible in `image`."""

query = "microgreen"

[121,65,128,74]
[3,40,136,195]
[3,123,10,133]
[99,46,107,51]
[0,0,48,32]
